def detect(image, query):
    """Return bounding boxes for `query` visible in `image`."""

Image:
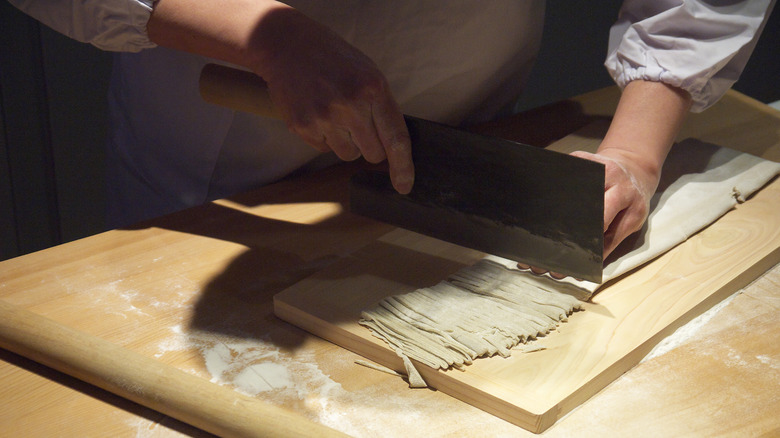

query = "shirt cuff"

[88,0,157,52]
[609,62,710,113]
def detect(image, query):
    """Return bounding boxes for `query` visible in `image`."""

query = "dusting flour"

[150,326,522,437]
[200,339,294,395]
[642,291,739,362]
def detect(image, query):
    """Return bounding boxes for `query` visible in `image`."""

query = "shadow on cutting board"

[121,161,454,351]
[128,99,609,351]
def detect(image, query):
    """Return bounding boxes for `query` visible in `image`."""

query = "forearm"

[571,80,693,258]
[598,80,692,186]
[146,0,293,75]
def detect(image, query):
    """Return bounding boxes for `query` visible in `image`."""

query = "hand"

[514,81,689,278]
[254,9,414,194]
[516,149,658,279]
[571,149,658,259]
[148,0,414,194]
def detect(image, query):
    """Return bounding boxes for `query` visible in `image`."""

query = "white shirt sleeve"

[8,0,157,52]
[606,0,775,112]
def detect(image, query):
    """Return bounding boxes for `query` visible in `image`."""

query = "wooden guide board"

[275,131,780,433]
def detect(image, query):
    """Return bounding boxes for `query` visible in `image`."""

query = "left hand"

[517,80,690,280]
[517,149,659,279]
[570,148,658,260]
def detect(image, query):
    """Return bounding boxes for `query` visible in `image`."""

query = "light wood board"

[0,89,778,436]
[275,129,780,433]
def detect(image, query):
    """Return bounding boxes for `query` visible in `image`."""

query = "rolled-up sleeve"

[606,0,775,112]
[9,0,157,52]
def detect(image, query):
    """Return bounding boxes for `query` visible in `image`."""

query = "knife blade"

[199,63,605,282]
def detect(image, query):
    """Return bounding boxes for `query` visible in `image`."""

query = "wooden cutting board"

[274,124,780,433]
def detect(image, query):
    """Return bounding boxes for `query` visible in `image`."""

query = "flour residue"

[121,413,198,438]
[756,354,779,369]
[154,325,189,359]
[200,339,294,396]
[51,261,201,322]
[642,291,739,362]
[154,328,523,437]
[234,363,292,393]
[78,278,149,319]
[124,418,173,438]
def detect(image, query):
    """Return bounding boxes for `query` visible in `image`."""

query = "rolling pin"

[199,64,282,119]
[0,299,347,438]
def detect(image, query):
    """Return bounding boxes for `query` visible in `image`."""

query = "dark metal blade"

[350,116,604,283]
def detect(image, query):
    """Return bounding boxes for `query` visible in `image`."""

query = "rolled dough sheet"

[360,140,780,383]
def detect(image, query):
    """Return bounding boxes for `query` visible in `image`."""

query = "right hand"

[253,8,414,194]
[147,0,414,193]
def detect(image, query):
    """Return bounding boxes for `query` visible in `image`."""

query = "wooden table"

[1,87,778,437]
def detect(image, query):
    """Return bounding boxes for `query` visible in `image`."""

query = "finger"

[518,263,547,274]
[519,262,548,276]
[603,186,640,258]
[293,126,333,154]
[549,271,567,280]
[345,111,387,164]
[372,97,414,194]
[603,184,629,233]
[603,210,623,259]
[604,205,647,258]
[517,262,570,280]
[572,151,616,230]
[518,263,546,275]
[325,101,387,164]
[323,128,361,161]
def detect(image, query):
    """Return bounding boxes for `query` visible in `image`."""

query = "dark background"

[1,2,778,261]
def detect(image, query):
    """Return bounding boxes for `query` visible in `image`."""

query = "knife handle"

[199,63,282,119]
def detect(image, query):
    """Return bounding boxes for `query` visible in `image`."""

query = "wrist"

[598,80,691,178]
[244,5,315,78]
[597,141,663,183]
